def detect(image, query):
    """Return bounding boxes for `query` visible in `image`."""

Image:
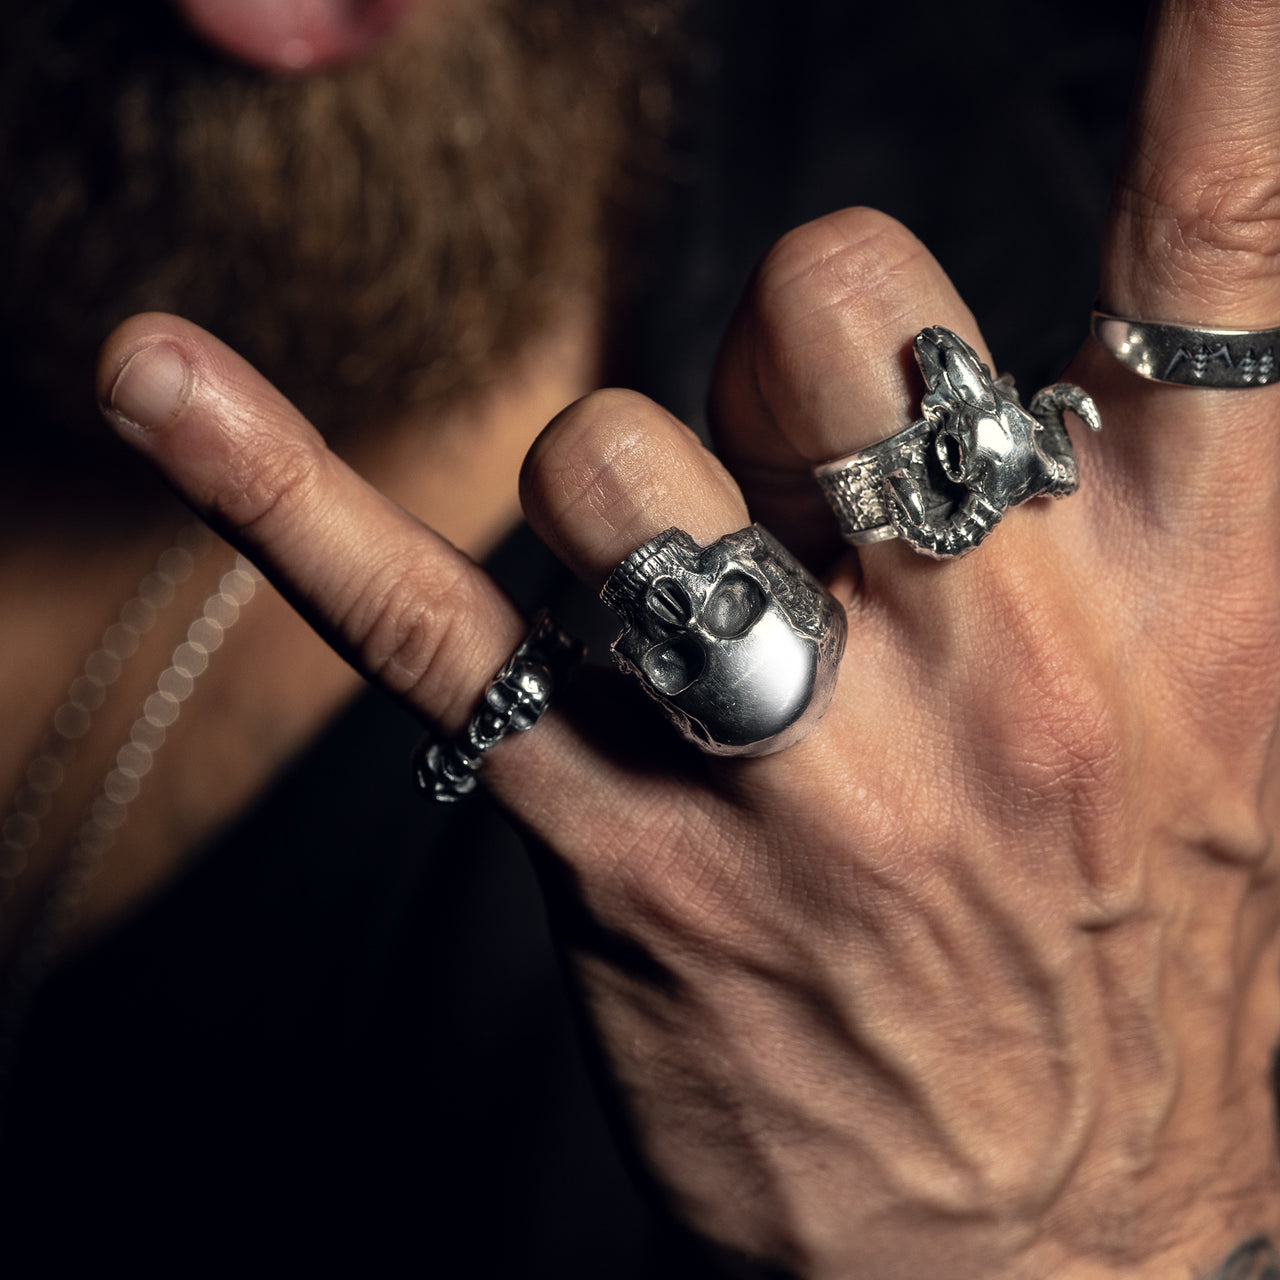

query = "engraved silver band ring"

[1091,311,1280,388]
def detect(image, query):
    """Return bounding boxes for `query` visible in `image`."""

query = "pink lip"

[169,0,418,74]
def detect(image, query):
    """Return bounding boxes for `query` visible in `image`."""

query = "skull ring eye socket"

[642,637,704,696]
[703,572,766,639]
[645,576,693,627]
[603,523,848,756]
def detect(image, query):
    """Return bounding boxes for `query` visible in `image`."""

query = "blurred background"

[631,0,1146,425]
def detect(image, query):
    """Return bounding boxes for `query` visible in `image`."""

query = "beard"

[0,0,682,450]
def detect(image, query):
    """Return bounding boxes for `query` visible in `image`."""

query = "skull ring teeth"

[813,326,1101,559]
[601,524,846,756]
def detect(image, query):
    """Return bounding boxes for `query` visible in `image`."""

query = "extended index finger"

[97,312,529,738]
[94,314,729,856]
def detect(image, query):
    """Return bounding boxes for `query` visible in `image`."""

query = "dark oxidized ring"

[413,609,584,802]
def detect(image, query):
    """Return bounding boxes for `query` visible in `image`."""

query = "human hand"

[95,0,1280,1275]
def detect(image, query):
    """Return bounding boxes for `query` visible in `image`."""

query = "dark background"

[2,1,1149,1275]
[635,0,1146,425]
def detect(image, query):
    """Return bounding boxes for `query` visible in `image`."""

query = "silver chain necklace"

[0,523,262,1103]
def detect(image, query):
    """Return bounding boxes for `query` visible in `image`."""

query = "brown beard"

[0,0,683,450]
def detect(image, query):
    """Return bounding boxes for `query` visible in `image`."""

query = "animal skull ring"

[601,524,847,756]
[813,326,1101,559]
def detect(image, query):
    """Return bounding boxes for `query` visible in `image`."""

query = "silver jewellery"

[814,326,1101,560]
[601,524,846,757]
[1091,310,1280,388]
[414,609,583,802]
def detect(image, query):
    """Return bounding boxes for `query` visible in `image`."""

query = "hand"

[95,0,1280,1275]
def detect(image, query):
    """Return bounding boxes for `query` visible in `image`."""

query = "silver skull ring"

[601,524,846,756]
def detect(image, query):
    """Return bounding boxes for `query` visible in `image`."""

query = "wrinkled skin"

[96,1,1280,1276]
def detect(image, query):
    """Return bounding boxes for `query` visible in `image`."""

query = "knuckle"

[522,388,714,564]
[1121,160,1280,286]
[207,429,327,538]
[567,385,659,428]
[348,549,471,703]
[754,208,927,340]
[523,387,661,519]
[1194,171,1280,258]
[1172,168,1280,263]
[532,388,657,465]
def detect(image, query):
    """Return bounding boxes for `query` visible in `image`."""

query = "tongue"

[169,0,415,73]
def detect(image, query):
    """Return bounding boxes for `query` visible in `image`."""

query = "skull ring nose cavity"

[601,525,847,756]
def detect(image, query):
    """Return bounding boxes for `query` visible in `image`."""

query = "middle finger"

[709,206,1099,604]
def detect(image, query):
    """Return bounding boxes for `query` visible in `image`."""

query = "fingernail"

[105,343,190,433]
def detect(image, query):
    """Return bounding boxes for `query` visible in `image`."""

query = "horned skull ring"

[601,525,846,756]
[814,326,1101,558]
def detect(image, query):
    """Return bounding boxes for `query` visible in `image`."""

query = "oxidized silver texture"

[414,609,584,802]
[814,326,1101,559]
[601,524,846,757]
[1091,310,1280,387]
